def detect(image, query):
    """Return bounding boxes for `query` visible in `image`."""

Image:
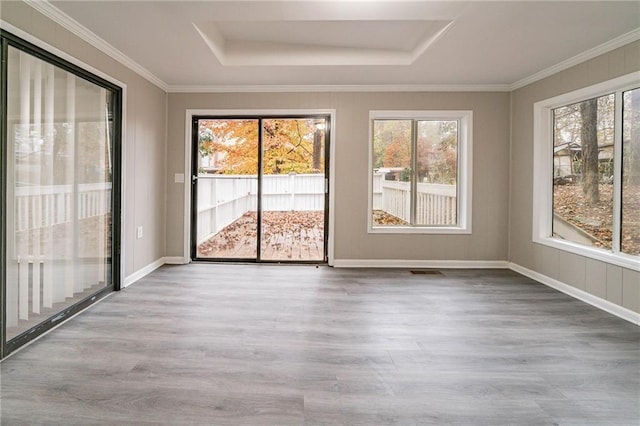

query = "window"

[533,73,639,270]
[368,111,472,234]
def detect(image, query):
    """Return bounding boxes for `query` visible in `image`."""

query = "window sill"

[534,236,640,272]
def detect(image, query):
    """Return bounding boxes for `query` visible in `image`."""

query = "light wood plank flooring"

[1,265,639,425]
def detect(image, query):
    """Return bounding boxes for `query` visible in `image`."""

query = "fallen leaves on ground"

[372,210,408,226]
[197,211,324,257]
[554,183,639,255]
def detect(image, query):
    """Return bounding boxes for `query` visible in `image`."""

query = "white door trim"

[183,109,337,264]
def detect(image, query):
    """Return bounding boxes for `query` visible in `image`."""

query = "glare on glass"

[5,47,114,340]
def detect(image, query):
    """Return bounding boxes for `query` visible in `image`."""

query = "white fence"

[197,174,325,244]
[197,173,457,244]
[197,176,257,245]
[372,173,456,225]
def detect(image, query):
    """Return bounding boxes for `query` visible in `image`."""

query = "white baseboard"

[164,256,189,265]
[332,259,510,269]
[331,258,639,325]
[122,256,189,288]
[122,257,166,288]
[509,262,640,326]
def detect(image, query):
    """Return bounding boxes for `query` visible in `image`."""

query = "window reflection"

[5,47,114,341]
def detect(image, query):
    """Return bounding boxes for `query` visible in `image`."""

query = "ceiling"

[33,1,640,91]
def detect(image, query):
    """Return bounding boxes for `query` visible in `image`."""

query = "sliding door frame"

[0,30,123,358]
[187,111,334,264]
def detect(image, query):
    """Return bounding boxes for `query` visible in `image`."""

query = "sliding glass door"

[192,115,329,263]
[1,32,121,357]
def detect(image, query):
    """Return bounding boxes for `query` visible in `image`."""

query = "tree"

[312,126,323,171]
[580,98,599,204]
[198,118,322,175]
[198,119,259,174]
[372,120,411,168]
[416,121,457,184]
[383,134,411,168]
[263,119,320,174]
[625,89,640,185]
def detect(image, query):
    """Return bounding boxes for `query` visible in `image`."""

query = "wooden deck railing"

[15,183,111,232]
[7,183,111,331]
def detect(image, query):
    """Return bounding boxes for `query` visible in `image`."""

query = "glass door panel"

[194,119,259,259]
[260,118,326,261]
[5,46,115,342]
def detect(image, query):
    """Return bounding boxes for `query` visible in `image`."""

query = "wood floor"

[1,265,639,425]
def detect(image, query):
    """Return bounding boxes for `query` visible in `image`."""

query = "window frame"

[532,72,640,271]
[367,110,473,234]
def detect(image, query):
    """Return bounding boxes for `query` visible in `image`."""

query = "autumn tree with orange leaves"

[198,119,324,175]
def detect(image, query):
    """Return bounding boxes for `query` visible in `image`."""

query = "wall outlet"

[136,226,143,239]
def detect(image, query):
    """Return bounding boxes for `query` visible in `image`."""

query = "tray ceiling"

[194,19,453,65]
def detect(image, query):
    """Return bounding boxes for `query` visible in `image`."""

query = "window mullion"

[456,118,462,229]
[612,90,623,254]
[410,120,418,226]
[548,109,555,239]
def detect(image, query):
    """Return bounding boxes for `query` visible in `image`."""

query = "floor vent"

[410,270,442,275]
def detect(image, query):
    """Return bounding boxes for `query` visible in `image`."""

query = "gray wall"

[2,1,168,279]
[166,92,511,261]
[509,40,640,314]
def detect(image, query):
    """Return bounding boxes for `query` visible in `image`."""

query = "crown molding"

[510,27,640,91]
[20,1,640,95]
[167,84,512,93]
[25,0,169,92]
